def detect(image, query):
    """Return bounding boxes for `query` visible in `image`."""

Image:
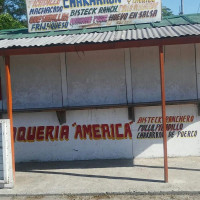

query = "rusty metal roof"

[0,14,200,49]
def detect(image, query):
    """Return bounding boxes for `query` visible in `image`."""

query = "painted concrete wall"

[0,44,199,109]
[0,44,200,161]
[1,54,63,110]
[164,44,197,101]
[12,108,133,162]
[195,44,200,99]
[131,46,161,102]
[130,44,197,103]
[66,49,127,106]
[133,104,200,158]
[9,104,200,162]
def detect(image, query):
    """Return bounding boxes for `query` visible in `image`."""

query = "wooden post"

[159,46,168,183]
[5,56,15,180]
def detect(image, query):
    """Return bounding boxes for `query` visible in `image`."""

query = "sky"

[162,0,200,15]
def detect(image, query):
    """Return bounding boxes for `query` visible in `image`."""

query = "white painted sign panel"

[10,104,200,162]
[0,120,13,188]
[13,108,133,162]
[26,0,162,32]
[132,104,200,158]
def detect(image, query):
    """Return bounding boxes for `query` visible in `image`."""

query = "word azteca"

[14,122,133,142]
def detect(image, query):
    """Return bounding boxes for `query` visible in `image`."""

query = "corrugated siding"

[0,24,200,49]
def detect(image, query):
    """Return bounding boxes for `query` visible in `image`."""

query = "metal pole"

[180,0,184,15]
[5,56,15,180]
[159,46,168,183]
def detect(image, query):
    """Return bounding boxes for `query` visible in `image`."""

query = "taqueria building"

[0,0,200,185]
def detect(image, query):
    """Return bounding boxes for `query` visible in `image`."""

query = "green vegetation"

[162,6,174,17]
[0,13,25,30]
[0,0,27,30]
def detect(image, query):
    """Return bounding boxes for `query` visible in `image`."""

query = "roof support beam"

[5,56,15,181]
[0,36,200,56]
[159,45,168,183]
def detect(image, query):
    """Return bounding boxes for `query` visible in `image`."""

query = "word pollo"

[138,123,183,132]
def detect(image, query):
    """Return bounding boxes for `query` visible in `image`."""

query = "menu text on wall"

[26,0,162,32]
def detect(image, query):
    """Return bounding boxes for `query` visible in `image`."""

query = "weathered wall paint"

[12,108,133,162]
[132,104,200,158]
[1,54,63,110]
[195,44,200,99]
[0,45,199,109]
[6,104,200,162]
[130,44,197,103]
[0,45,200,162]
[66,49,127,106]
[131,46,161,102]
[164,44,197,101]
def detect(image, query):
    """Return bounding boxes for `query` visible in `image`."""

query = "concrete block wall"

[0,44,200,162]
[0,54,63,110]
[8,104,200,162]
[0,44,199,110]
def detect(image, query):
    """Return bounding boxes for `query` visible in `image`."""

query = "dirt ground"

[1,194,200,200]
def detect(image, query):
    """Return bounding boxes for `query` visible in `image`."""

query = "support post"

[180,0,184,15]
[159,46,168,183]
[5,56,15,180]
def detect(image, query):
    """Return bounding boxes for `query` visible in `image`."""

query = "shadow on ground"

[14,159,200,184]
[16,159,200,172]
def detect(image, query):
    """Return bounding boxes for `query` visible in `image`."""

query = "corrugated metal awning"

[0,24,200,49]
[0,14,200,50]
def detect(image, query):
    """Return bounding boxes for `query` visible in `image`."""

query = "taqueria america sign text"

[14,122,133,142]
[13,115,198,143]
[26,0,162,32]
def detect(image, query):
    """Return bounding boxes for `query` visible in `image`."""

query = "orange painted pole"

[159,46,168,183]
[5,56,15,180]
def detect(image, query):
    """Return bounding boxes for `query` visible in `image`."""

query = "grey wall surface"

[0,44,199,110]
[130,44,197,103]
[164,44,197,101]
[196,43,200,99]
[66,49,127,106]
[0,124,3,180]
[1,54,63,109]
[131,46,161,103]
